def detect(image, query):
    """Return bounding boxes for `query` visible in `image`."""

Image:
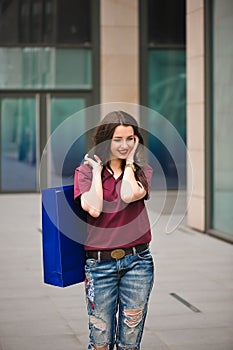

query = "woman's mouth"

[118,150,128,156]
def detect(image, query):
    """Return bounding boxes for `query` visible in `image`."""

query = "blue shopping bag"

[41,184,87,287]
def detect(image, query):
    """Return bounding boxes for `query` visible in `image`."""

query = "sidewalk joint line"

[170,293,202,313]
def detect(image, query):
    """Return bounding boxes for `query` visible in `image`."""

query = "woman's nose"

[120,140,128,148]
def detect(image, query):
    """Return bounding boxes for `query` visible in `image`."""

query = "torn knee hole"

[90,315,106,331]
[91,345,109,350]
[123,306,144,328]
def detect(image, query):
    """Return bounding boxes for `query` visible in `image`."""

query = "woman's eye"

[113,137,134,142]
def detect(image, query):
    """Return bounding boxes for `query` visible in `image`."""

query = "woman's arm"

[120,166,146,203]
[120,136,147,203]
[80,154,103,218]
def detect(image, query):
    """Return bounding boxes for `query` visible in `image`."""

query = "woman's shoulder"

[75,164,92,174]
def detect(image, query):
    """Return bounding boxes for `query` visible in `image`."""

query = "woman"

[74,110,154,350]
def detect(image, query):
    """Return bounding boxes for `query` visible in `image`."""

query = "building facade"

[0,0,232,242]
[186,0,233,242]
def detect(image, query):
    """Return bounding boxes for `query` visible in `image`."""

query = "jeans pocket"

[85,258,98,269]
[137,248,153,261]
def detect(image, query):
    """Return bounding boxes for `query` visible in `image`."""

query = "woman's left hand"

[127,135,139,163]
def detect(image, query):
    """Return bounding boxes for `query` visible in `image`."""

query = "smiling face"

[110,125,135,160]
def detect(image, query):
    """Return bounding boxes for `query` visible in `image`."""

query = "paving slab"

[155,327,233,347]
[0,335,82,350]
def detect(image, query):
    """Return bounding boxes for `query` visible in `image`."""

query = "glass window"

[57,0,91,44]
[0,0,91,45]
[19,0,30,43]
[149,50,186,140]
[31,0,44,43]
[43,0,54,42]
[0,0,19,44]
[148,0,185,46]
[0,47,92,89]
[1,97,37,191]
[49,97,86,187]
[148,50,186,188]
[212,0,233,236]
[144,0,186,189]
[19,0,55,43]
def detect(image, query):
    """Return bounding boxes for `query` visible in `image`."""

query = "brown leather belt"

[86,243,149,261]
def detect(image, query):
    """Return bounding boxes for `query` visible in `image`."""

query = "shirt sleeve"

[74,164,92,201]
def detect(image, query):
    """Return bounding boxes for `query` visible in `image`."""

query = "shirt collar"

[102,167,123,182]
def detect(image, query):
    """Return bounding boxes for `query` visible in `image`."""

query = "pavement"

[0,191,233,350]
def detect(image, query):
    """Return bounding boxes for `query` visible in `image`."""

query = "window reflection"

[1,98,37,191]
[57,0,91,44]
[0,47,92,89]
[148,0,185,46]
[0,0,91,45]
[49,98,86,187]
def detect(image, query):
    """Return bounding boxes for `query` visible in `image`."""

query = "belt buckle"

[111,249,125,259]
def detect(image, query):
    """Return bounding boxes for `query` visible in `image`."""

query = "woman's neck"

[109,158,122,171]
[108,159,123,178]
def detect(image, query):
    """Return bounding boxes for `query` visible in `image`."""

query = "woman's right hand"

[81,153,103,217]
[84,154,103,172]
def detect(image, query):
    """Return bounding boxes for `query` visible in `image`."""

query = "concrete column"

[100,0,139,104]
[186,0,206,231]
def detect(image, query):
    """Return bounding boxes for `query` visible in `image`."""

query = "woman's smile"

[118,149,129,156]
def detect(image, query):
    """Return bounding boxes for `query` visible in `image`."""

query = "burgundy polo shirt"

[74,164,152,250]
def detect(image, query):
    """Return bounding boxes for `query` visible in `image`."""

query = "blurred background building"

[0,0,232,242]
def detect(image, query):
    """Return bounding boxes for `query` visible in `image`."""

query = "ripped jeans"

[85,248,154,350]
